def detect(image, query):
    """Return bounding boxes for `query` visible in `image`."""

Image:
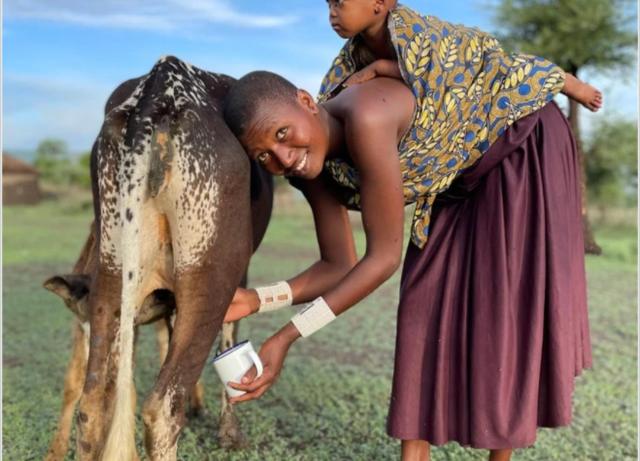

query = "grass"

[2,194,637,460]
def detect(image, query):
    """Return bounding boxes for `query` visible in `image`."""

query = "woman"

[220,62,590,460]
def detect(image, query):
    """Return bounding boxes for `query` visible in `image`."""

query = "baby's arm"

[369,59,402,79]
[344,59,402,87]
[561,73,603,112]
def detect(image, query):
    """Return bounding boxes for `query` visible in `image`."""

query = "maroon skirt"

[387,102,592,449]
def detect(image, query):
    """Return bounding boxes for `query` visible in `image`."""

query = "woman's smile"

[288,150,309,177]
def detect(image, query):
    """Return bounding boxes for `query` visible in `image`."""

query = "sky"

[2,0,638,155]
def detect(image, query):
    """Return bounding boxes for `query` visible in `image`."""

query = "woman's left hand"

[223,287,259,323]
[227,333,293,403]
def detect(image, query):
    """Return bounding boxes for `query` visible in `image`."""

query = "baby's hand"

[343,63,378,87]
[342,60,402,88]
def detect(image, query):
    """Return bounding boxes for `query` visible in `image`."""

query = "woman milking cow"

[220,1,597,460]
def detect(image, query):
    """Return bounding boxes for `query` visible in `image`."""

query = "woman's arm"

[318,98,405,314]
[223,177,359,322]
[287,178,359,300]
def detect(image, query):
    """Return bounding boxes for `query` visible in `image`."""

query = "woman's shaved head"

[224,71,298,139]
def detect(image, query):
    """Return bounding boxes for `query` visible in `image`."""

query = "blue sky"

[3,0,638,154]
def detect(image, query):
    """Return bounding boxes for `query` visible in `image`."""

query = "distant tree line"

[33,138,294,193]
[34,139,91,189]
[34,118,637,206]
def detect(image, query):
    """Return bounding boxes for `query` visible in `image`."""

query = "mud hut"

[3,153,42,205]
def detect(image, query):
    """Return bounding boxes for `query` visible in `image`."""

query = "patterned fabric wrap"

[317,4,566,248]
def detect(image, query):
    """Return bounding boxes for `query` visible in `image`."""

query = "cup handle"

[247,350,264,379]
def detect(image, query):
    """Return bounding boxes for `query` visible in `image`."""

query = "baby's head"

[327,0,397,39]
[224,71,329,179]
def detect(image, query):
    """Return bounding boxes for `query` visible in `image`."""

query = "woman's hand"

[227,329,297,403]
[223,287,260,323]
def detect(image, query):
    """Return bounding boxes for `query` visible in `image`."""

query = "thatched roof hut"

[3,153,42,205]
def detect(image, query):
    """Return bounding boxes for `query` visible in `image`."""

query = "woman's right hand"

[228,327,298,403]
[223,287,260,322]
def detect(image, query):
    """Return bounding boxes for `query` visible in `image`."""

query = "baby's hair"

[224,71,298,139]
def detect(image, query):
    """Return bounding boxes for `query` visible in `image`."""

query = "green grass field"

[2,194,637,460]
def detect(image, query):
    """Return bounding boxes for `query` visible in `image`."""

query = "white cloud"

[5,0,299,31]
[21,10,174,31]
[171,0,297,28]
[4,73,111,151]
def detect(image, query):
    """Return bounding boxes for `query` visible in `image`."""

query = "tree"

[34,138,73,185]
[70,151,92,189]
[36,139,68,158]
[585,118,637,213]
[493,0,637,254]
[33,140,92,189]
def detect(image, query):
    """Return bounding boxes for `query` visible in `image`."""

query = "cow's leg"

[216,272,247,448]
[217,321,247,449]
[188,378,206,419]
[45,321,89,461]
[76,270,133,460]
[155,318,170,364]
[142,267,228,461]
[155,317,206,419]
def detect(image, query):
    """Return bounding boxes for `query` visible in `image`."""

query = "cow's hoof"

[186,405,207,419]
[44,445,66,461]
[217,411,248,449]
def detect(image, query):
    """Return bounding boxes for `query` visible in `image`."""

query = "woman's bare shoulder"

[335,78,415,130]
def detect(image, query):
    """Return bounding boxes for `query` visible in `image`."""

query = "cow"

[44,55,273,460]
[43,223,206,461]
[45,179,268,459]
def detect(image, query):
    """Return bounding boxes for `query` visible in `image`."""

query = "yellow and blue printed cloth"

[317,4,565,248]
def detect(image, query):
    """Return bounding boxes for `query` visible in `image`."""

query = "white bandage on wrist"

[291,297,336,338]
[255,281,293,313]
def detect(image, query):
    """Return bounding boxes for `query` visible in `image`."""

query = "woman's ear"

[378,0,395,13]
[296,89,319,115]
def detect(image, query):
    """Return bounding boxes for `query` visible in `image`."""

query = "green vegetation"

[585,118,638,208]
[34,138,92,189]
[494,0,637,77]
[494,0,638,254]
[2,197,636,460]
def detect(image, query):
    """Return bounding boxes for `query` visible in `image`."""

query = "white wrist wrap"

[291,297,336,338]
[256,281,293,313]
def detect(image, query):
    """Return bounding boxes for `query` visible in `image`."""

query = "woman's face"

[240,91,328,179]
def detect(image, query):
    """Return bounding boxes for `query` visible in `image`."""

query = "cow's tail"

[102,115,169,460]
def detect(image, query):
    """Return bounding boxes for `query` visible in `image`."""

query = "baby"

[325,0,602,111]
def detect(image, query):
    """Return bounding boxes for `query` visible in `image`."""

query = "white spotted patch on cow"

[103,139,147,461]
[81,322,91,361]
[163,128,219,272]
[148,384,181,459]
[97,56,220,272]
